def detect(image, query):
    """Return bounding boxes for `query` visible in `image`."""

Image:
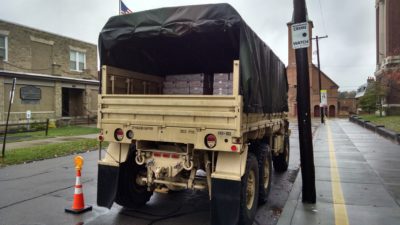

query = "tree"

[359,81,387,115]
[359,88,377,114]
[338,90,356,99]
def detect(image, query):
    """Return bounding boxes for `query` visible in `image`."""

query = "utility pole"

[312,35,328,123]
[292,0,316,203]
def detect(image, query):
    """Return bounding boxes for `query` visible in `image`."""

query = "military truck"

[96,4,290,225]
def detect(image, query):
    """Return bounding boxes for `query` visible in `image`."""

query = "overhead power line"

[317,0,328,35]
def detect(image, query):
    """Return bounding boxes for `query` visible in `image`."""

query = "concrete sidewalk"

[1,133,98,150]
[278,119,400,225]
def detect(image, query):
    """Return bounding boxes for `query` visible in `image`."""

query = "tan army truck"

[96,4,290,225]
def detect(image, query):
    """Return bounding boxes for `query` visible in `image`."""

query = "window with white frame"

[69,50,86,71]
[0,35,8,61]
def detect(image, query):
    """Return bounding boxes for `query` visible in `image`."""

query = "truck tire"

[255,142,272,204]
[115,147,152,208]
[239,153,259,225]
[272,135,290,172]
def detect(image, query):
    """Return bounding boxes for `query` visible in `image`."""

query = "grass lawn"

[359,115,400,133]
[0,139,107,166]
[1,126,100,143]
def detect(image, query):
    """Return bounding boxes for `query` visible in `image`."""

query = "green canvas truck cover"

[99,3,288,113]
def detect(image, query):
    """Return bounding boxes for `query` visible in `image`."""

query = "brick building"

[338,98,357,116]
[375,0,400,115]
[287,19,339,117]
[0,19,98,123]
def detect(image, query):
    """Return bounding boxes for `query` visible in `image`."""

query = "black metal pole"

[2,78,17,158]
[316,36,324,123]
[313,35,328,123]
[45,118,49,136]
[293,0,316,203]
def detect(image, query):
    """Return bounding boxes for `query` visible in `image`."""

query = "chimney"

[367,76,375,83]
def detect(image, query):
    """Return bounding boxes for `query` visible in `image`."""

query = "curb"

[349,115,400,145]
[276,122,322,225]
[276,171,302,225]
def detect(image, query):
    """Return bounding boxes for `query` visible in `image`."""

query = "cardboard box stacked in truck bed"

[213,73,233,95]
[163,73,232,95]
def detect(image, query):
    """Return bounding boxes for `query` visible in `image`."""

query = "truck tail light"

[205,134,217,148]
[98,133,104,142]
[126,130,134,139]
[114,128,124,141]
[153,152,161,157]
[232,137,241,144]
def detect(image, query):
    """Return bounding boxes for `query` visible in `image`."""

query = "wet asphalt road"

[0,122,301,225]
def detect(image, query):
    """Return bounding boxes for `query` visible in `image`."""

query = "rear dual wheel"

[272,135,290,172]
[249,141,272,205]
[115,146,153,208]
[239,153,259,225]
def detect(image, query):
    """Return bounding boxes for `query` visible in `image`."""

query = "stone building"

[287,19,339,118]
[338,98,357,116]
[0,19,98,123]
[375,0,400,115]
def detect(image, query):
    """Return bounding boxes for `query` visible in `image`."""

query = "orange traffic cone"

[65,156,92,214]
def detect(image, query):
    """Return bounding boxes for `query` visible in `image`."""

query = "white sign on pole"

[26,110,31,130]
[291,22,310,49]
[26,110,32,119]
[320,90,327,106]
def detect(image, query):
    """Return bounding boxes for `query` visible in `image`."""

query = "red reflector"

[205,134,217,148]
[98,135,104,142]
[162,153,171,158]
[153,152,161,157]
[114,128,124,141]
[171,154,179,159]
[207,135,216,142]
[231,145,238,151]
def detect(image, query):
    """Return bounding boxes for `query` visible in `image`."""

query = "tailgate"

[98,95,242,150]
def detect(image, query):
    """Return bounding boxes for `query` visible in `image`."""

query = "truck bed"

[98,64,286,151]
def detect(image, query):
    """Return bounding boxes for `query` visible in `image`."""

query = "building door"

[314,105,320,117]
[329,105,336,117]
[62,88,84,117]
[62,88,69,116]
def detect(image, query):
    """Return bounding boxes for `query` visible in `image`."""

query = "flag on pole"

[120,1,132,15]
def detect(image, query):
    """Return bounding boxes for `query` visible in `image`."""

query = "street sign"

[291,22,310,49]
[320,90,327,106]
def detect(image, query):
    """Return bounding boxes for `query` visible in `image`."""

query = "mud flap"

[211,178,241,225]
[97,164,119,208]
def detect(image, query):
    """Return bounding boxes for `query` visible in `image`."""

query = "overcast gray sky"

[0,0,376,91]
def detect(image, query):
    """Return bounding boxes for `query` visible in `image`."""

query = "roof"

[98,3,288,114]
[0,19,96,46]
[312,64,339,88]
[355,83,368,98]
[0,70,99,85]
